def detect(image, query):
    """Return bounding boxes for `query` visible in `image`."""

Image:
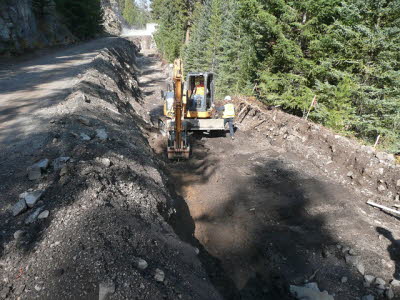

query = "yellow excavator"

[162,59,225,159]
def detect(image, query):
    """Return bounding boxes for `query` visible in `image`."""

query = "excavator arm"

[167,59,190,159]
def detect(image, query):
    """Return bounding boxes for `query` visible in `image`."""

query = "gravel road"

[0,37,119,153]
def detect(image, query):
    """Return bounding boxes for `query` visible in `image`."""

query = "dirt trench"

[1,37,400,300]
[141,54,400,299]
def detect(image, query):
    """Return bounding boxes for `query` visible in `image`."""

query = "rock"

[347,171,354,178]
[376,278,386,286]
[24,190,44,208]
[80,133,91,141]
[154,269,165,282]
[377,284,386,290]
[32,159,49,170]
[27,158,49,180]
[28,166,42,180]
[38,210,49,219]
[136,258,148,270]
[345,254,359,265]
[378,184,386,192]
[377,152,387,161]
[341,277,348,283]
[0,286,11,299]
[14,284,25,295]
[345,255,364,274]
[357,262,365,275]
[348,249,357,256]
[362,295,374,300]
[34,284,41,291]
[100,158,111,167]
[364,275,375,284]
[99,280,115,300]
[13,230,25,240]
[77,116,91,126]
[53,157,70,170]
[96,129,108,140]
[290,285,334,300]
[397,180,400,187]
[12,199,27,216]
[390,279,400,287]
[60,166,68,176]
[342,246,350,253]
[386,288,394,299]
[304,282,319,291]
[25,207,43,224]
[378,168,384,175]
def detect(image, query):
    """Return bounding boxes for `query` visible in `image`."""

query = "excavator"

[161,59,225,159]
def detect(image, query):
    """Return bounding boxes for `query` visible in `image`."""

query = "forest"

[32,0,104,39]
[151,0,400,153]
[118,0,151,28]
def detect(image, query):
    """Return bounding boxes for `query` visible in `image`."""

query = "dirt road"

[0,37,120,152]
[0,37,121,219]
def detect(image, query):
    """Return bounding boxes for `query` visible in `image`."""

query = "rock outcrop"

[0,0,75,55]
[101,0,126,36]
[0,0,126,55]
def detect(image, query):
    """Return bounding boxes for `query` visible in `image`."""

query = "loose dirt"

[1,36,400,300]
[143,56,400,299]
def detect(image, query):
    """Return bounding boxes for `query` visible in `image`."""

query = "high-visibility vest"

[195,84,205,95]
[223,103,235,118]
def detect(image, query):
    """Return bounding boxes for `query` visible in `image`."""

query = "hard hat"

[224,96,232,101]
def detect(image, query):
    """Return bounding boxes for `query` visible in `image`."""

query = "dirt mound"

[235,97,399,206]
[0,39,221,299]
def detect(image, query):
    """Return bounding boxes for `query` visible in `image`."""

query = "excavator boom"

[167,59,190,159]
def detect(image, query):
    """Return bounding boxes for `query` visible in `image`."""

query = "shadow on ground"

[164,135,380,299]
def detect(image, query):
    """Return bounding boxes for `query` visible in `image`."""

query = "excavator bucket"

[166,120,190,160]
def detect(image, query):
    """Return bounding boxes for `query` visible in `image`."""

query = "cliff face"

[102,0,126,36]
[0,0,75,55]
[0,0,126,56]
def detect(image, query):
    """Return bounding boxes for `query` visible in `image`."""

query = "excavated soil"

[0,39,221,300]
[1,36,400,300]
[144,61,400,299]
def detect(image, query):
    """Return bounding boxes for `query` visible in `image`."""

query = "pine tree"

[153,0,400,152]
[32,0,52,19]
[54,0,103,39]
[123,0,138,26]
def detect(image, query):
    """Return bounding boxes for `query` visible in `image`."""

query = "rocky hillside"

[101,0,127,36]
[0,0,75,55]
[0,0,125,55]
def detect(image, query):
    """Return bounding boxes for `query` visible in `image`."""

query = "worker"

[214,96,235,140]
[191,78,206,111]
[194,78,205,95]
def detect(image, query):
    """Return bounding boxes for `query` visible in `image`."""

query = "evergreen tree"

[54,0,103,39]
[153,0,400,152]
[123,0,138,25]
[32,0,52,19]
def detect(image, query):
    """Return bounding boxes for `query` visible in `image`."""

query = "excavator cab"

[185,72,214,119]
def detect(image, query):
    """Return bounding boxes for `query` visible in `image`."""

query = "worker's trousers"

[224,118,234,137]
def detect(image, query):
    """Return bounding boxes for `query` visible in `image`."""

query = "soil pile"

[0,39,221,299]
